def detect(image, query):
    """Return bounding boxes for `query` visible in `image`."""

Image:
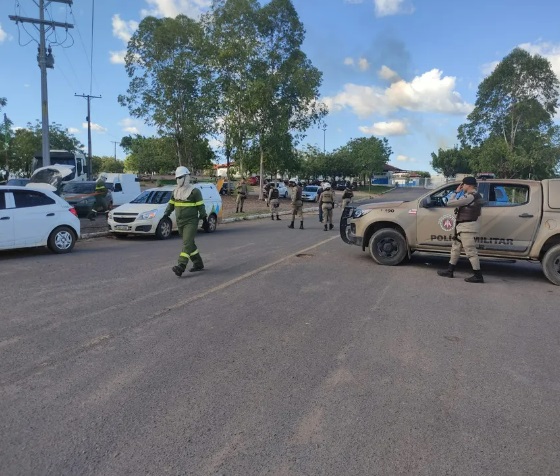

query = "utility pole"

[111,141,119,160]
[9,0,74,168]
[75,94,101,180]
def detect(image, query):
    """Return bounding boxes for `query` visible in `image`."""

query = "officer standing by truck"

[437,176,485,283]
[341,183,354,209]
[235,177,248,213]
[319,182,335,231]
[268,182,281,220]
[164,166,209,277]
[287,178,304,229]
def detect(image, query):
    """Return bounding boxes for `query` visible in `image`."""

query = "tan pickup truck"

[340,179,560,285]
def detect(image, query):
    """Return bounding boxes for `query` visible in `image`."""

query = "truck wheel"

[542,244,560,285]
[155,217,172,240]
[47,226,76,254]
[204,214,217,233]
[369,228,408,266]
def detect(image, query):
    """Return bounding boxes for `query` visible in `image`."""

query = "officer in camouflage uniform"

[319,182,335,231]
[235,178,248,213]
[287,178,304,229]
[164,166,208,277]
[268,182,281,220]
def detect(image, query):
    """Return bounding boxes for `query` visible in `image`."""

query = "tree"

[94,156,125,174]
[335,136,392,183]
[458,47,560,178]
[430,147,472,177]
[120,135,178,174]
[119,15,218,171]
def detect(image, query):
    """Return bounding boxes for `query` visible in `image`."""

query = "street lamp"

[322,123,327,154]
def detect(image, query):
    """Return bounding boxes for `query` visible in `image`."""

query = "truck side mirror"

[420,196,432,208]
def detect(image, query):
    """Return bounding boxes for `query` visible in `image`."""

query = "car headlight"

[353,208,372,218]
[139,209,158,220]
[108,211,113,219]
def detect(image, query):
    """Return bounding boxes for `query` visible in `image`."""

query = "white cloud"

[360,120,408,136]
[323,68,473,117]
[344,57,354,66]
[119,117,142,134]
[519,41,560,84]
[112,14,138,43]
[358,58,370,71]
[140,0,212,19]
[378,65,400,82]
[396,154,416,162]
[0,23,7,42]
[68,127,80,134]
[82,122,107,133]
[374,0,414,17]
[110,50,126,65]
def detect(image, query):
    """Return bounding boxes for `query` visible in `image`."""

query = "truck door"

[416,183,459,249]
[477,182,541,255]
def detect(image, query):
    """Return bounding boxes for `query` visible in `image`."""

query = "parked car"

[59,181,114,217]
[302,185,321,202]
[263,181,289,199]
[108,183,222,239]
[248,176,260,186]
[0,185,80,253]
[220,182,236,195]
[6,178,30,187]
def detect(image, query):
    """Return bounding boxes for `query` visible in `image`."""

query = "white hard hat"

[323,182,331,190]
[175,166,190,178]
[288,177,297,183]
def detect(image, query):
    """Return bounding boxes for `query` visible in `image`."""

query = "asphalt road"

[1,188,560,475]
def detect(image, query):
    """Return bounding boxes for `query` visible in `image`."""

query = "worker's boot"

[87,210,97,221]
[288,221,294,229]
[465,270,484,283]
[299,221,304,230]
[172,263,186,277]
[329,223,334,230]
[324,224,328,231]
[437,264,455,278]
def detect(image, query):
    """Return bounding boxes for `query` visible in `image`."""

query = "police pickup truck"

[340,179,560,285]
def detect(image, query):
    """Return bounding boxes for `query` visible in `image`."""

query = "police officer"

[319,182,335,231]
[437,176,485,283]
[341,183,354,209]
[287,178,304,229]
[164,166,208,277]
[87,174,108,221]
[268,182,281,220]
[235,177,248,213]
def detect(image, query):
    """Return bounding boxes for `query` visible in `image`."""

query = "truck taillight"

[69,207,78,217]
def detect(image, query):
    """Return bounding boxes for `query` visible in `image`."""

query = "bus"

[32,150,89,181]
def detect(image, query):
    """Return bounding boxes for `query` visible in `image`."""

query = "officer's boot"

[329,223,334,230]
[324,224,328,231]
[172,263,186,277]
[437,264,455,278]
[235,207,239,213]
[299,221,304,230]
[465,270,484,283]
[276,214,281,220]
[271,214,275,220]
[288,221,294,229]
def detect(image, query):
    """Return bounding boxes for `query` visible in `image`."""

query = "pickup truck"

[340,179,560,285]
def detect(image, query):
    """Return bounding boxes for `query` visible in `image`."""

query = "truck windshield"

[131,190,172,204]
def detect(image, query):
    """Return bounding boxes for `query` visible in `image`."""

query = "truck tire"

[47,226,76,254]
[369,228,408,266]
[542,244,560,285]
[155,217,172,240]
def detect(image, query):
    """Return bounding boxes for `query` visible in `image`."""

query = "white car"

[108,184,223,239]
[0,185,80,253]
[263,181,289,199]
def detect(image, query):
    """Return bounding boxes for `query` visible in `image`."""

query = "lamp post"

[322,123,327,154]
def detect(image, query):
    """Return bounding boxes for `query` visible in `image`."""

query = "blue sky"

[1,0,560,174]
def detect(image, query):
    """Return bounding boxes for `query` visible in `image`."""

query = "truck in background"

[100,173,141,206]
[32,150,88,181]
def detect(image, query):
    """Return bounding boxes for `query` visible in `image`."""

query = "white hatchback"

[108,184,223,239]
[0,185,81,253]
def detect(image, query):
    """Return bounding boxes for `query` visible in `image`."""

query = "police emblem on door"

[438,214,455,232]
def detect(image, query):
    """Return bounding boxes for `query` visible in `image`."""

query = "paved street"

[1,189,560,475]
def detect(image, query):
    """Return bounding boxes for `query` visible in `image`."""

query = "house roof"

[383,164,404,172]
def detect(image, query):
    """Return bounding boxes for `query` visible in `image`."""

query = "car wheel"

[47,226,76,254]
[204,214,217,233]
[368,228,408,266]
[155,217,172,240]
[284,191,288,198]
[542,244,560,285]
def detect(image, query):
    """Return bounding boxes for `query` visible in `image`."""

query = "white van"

[108,183,222,239]
[101,173,141,206]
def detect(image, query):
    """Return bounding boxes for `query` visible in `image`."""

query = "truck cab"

[340,179,560,285]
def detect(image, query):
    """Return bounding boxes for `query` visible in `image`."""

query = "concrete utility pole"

[9,0,74,168]
[111,141,119,160]
[75,94,101,180]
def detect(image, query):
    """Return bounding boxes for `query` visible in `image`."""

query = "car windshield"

[131,190,172,204]
[304,186,318,192]
[61,182,95,194]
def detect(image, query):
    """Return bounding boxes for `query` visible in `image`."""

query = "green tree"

[94,156,125,174]
[335,136,392,184]
[119,15,218,171]
[430,147,472,177]
[458,47,560,178]
[120,135,178,174]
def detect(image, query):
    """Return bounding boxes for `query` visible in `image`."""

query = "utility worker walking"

[437,176,485,283]
[287,178,304,229]
[235,177,248,213]
[164,166,209,277]
[87,174,108,221]
[268,182,281,220]
[341,184,354,209]
[319,182,335,231]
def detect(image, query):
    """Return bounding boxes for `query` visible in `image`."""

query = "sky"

[1,0,560,174]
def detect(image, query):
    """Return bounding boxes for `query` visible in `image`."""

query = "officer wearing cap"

[437,176,485,283]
